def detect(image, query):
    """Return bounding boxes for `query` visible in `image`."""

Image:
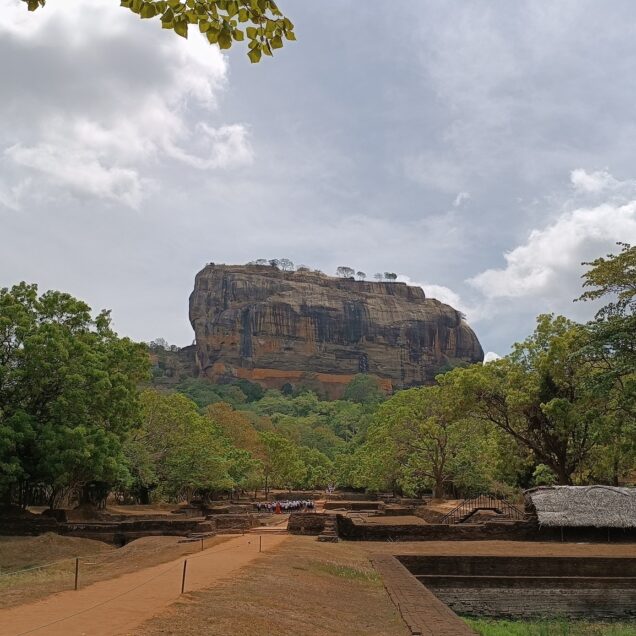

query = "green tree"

[258,431,305,493]
[0,283,149,507]
[336,266,355,278]
[21,0,296,63]
[343,374,385,406]
[441,315,604,485]
[363,386,491,498]
[130,391,235,502]
[578,242,636,484]
[298,447,333,489]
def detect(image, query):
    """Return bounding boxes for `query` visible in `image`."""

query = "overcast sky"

[2,0,636,356]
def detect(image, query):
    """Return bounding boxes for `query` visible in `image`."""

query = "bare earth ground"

[137,535,409,636]
[137,539,636,636]
[2,534,636,636]
[0,533,232,610]
[0,534,285,636]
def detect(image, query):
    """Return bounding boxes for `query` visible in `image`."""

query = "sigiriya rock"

[189,263,484,398]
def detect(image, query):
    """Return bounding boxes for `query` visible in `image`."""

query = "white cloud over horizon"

[469,171,636,301]
[3,1,636,356]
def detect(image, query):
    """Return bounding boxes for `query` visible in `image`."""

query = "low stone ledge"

[288,512,326,535]
[371,555,476,636]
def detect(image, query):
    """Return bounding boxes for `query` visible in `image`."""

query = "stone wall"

[398,555,636,577]
[324,501,382,511]
[337,517,536,541]
[398,554,636,620]
[337,517,636,542]
[436,588,636,620]
[287,513,326,535]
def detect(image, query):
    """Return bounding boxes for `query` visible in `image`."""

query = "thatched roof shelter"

[525,485,636,528]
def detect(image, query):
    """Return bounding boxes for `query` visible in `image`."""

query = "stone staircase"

[317,514,339,542]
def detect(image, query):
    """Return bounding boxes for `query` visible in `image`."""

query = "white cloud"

[570,169,618,194]
[483,351,501,364]
[469,173,636,300]
[396,275,473,318]
[0,0,252,209]
[7,143,145,209]
[165,124,254,170]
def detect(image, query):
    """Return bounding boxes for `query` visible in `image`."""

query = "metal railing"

[440,494,526,525]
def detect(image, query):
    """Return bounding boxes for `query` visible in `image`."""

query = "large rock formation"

[189,264,483,398]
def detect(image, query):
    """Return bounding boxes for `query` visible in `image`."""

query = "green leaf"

[238,8,248,22]
[206,29,219,43]
[139,3,158,18]
[233,28,245,41]
[218,31,232,49]
[246,26,257,39]
[248,47,262,63]
[227,1,238,17]
[173,18,188,38]
[270,35,282,49]
[199,19,211,33]
[285,30,296,41]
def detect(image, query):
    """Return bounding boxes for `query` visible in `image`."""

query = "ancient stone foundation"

[398,555,636,620]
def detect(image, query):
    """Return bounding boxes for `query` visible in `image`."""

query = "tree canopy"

[3,242,634,509]
[20,0,295,63]
[0,283,149,507]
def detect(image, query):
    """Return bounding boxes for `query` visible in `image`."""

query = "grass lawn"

[466,617,636,636]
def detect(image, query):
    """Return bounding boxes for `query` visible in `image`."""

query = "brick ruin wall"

[398,555,636,620]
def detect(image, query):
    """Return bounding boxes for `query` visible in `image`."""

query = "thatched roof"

[525,485,636,528]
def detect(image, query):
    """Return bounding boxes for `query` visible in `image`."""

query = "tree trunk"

[555,466,572,485]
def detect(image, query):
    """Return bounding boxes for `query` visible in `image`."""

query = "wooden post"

[560,526,564,542]
[259,535,262,553]
[201,537,204,552]
[181,560,188,594]
[74,557,80,590]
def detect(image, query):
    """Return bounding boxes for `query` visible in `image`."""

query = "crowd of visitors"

[255,500,315,513]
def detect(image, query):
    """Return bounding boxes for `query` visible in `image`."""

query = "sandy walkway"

[0,534,288,636]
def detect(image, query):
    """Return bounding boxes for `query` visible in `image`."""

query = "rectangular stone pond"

[397,555,636,620]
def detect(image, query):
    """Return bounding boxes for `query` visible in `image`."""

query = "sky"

[2,0,636,357]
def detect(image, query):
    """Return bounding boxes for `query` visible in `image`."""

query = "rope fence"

[2,534,269,636]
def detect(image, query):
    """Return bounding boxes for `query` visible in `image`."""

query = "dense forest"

[1,244,634,508]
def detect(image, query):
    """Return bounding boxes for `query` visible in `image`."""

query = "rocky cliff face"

[189,264,483,398]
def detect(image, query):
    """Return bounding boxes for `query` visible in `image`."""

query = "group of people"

[255,499,316,514]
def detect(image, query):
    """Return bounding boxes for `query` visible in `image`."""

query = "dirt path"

[0,534,288,636]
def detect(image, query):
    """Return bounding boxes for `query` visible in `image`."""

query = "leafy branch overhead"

[21,0,295,63]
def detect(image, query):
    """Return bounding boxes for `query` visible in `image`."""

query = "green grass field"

[465,617,636,636]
